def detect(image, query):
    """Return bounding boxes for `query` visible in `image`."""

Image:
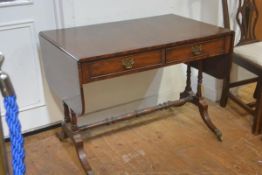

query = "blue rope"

[4,95,25,175]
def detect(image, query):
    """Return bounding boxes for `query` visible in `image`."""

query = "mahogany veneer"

[39,14,234,174]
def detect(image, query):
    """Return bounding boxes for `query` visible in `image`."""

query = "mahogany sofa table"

[39,14,234,174]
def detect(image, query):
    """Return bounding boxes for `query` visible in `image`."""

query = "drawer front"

[166,38,226,64]
[82,49,164,82]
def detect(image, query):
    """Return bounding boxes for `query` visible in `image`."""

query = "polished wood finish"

[220,0,262,134]
[222,0,230,29]
[40,14,234,116]
[255,0,262,40]
[40,14,234,174]
[166,38,227,64]
[83,49,164,82]
[40,15,232,63]
[192,31,233,80]
[12,84,262,174]
[236,0,259,45]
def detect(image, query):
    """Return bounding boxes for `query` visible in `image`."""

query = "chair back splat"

[223,0,259,45]
[237,0,259,45]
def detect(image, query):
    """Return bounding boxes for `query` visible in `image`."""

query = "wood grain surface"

[256,0,262,40]
[40,14,232,62]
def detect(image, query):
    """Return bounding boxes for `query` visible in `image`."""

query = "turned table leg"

[180,64,194,99]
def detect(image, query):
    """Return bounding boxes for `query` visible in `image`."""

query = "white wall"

[50,0,224,126]
[0,0,63,136]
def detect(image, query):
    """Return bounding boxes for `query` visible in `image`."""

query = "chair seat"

[234,42,262,71]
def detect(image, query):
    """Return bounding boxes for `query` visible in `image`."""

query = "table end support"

[56,103,94,175]
[197,99,223,142]
[194,61,223,142]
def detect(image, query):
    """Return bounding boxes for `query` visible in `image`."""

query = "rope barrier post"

[0,52,25,175]
[0,113,9,175]
[0,53,10,175]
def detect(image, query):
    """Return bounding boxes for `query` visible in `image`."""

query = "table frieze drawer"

[166,38,226,64]
[82,49,165,82]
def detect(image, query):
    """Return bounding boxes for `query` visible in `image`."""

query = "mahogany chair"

[220,0,262,134]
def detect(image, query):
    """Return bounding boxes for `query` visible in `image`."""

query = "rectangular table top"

[40,14,232,63]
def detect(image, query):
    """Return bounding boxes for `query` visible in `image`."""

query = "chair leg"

[254,81,261,99]
[253,78,262,135]
[220,54,233,107]
[220,76,230,107]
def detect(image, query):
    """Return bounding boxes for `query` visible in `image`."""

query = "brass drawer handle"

[192,44,202,56]
[122,57,134,69]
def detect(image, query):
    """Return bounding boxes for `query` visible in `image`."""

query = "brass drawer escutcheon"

[122,57,135,69]
[192,45,202,56]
